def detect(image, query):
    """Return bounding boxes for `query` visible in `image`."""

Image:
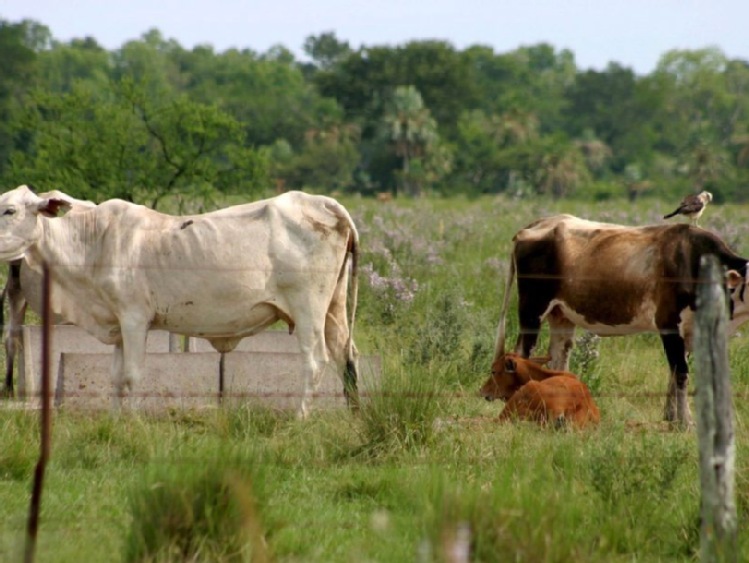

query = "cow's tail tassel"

[344,359,359,411]
[345,226,360,412]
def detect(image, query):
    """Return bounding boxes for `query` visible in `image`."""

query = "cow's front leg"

[112,316,149,408]
[660,332,692,428]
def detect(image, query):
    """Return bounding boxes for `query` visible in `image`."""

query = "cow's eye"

[2,208,15,216]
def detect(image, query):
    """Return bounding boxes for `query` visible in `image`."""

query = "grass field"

[1,194,748,562]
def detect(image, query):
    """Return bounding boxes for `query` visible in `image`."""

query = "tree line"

[1,18,748,207]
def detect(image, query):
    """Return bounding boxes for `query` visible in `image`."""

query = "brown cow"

[481,353,600,429]
[491,214,749,427]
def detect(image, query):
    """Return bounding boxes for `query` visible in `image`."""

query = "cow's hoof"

[666,419,694,432]
[553,415,567,431]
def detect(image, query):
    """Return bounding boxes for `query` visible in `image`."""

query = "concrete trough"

[222,352,382,410]
[21,326,174,400]
[57,352,220,411]
[21,327,303,398]
[55,351,381,412]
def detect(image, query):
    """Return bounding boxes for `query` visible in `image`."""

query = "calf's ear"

[529,355,552,366]
[504,357,517,372]
[726,270,743,289]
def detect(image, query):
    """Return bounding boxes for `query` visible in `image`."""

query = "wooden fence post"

[694,255,737,563]
[24,262,52,563]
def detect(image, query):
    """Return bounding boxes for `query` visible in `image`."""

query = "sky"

[3,0,748,75]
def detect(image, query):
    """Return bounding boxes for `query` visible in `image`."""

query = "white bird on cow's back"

[663,190,713,225]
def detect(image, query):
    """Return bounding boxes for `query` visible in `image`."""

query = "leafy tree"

[176,43,342,149]
[37,37,111,94]
[650,48,748,197]
[315,40,479,137]
[563,63,658,172]
[276,123,361,192]
[451,108,539,194]
[465,43,574,133]
[0,19,42,179]
[111,29,185,98]
[7,78,268,208]
[652,49,737,148]
[303,32,352,71]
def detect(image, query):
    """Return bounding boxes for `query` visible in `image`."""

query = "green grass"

[2,194,749,561]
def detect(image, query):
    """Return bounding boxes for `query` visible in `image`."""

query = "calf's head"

[480,353,551,402]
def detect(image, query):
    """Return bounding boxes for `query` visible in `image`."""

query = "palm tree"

[536,141,590,199]
[495,108,539,146]
[381,85,438,196]
[575,129,612,173]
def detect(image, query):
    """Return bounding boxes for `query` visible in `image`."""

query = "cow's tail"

[493,245,517,362]
[0,274,6,339]
[344,223,360,407]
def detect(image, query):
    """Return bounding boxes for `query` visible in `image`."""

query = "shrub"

[353,365,445,458]
[0,412,38,481]
[124,454,269,562]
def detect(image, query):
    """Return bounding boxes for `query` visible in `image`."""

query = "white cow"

[1,191,96,395]
[0,185,360,417]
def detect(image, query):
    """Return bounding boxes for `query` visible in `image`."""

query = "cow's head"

[0,185,73,262]
[480,353,551,401]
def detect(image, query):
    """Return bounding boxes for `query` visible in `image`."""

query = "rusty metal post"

[24,262,52,563]
[694,255,738,563]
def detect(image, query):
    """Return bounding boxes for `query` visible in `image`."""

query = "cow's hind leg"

[293,317,328,419]
[515,293,553,360]
[660,333,691,427]
[515,313,542,359]
[324,278,359,411]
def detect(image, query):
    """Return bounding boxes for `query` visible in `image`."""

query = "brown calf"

[480,353,600,429]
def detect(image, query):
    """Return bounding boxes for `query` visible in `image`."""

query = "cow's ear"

[726,270,743,289]
[37,197,72,217]
[504,358,517,372]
